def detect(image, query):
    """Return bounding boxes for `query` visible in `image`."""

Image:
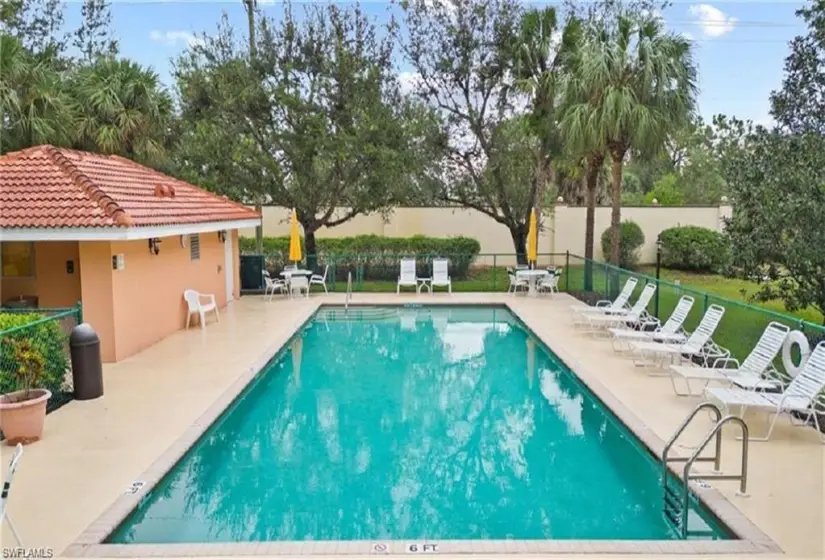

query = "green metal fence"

[0,303,82,418]
[562,255,825,371]
[243,252,567,293]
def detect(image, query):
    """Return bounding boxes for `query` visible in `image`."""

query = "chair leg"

[323,283,328,294]
[199,311,206,330]
[214,308,220,322]
[185,313,191,329]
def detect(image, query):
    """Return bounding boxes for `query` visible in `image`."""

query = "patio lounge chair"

[397,258,417,294]
[184,289,219,329]
[609,295,694,352]
[0,444,23,545]
[570,277,639,317]
[263,271,286,301]
[668,322,791,396]
[705,341,825,442]
[432,258,452,293]
[310,265,329,293]
[575,283,657,331]
[628,304,728,370]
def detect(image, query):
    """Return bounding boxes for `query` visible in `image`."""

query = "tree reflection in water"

[108,307,710,543]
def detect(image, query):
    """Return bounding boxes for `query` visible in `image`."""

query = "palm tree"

[563,14,697,266]
[0,34,75,153]
[512,7,579,248]
[69,57,173,164]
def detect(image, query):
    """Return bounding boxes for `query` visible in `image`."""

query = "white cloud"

[688,4,737,38]
[149,30,203,48]
[398,71,422,95]
[681,31,694,41]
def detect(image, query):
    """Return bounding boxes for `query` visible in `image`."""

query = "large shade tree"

[401,0,543,258]
[563,11,696,265]
[175,3,439,263]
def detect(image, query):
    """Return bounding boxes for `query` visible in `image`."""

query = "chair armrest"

[712,356,740,369]
[595,300,611,307]
[199,293,217,306]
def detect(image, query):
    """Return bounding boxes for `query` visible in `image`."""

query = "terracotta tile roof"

[0,145,260,229]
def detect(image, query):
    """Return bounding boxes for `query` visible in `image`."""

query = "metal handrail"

[345,271,352,310]
[681,415,750,537]
[662,402,723,496]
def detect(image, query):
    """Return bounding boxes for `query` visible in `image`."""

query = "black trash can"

[240,254,265,291]
[70,323,103,400]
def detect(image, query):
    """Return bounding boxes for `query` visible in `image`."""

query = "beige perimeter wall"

[241,205,731,265]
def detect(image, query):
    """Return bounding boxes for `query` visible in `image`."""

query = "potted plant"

[0,338,51,444]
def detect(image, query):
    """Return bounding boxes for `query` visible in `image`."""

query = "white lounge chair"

[184,289,219,329]
[289,275,310,298]
[575,283,657,331]
[0,444,23,545]
[263,271,286,301]
[508,272,529,295]
[609,295,694,352]
[668,322,791,396]
[570,277,639,317]
[432,258,452,293]
[310,265,329,293]
[705,341,825,442]
[397,258,417,294]
[629,304,728,370]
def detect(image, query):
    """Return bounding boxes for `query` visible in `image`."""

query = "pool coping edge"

[65,297,782,557]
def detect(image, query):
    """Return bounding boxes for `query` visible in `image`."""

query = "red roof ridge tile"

[42,146,133,226]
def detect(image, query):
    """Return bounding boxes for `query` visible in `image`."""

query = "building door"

[224,233,234,302]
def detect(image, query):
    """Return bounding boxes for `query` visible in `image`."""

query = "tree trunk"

[609,154,623,266]
[255,202,263,253]
[304,228,318,271]
[584,153,603,291]
[510,227,527,265]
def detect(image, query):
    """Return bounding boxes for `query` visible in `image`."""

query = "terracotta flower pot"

[0,388,51,445]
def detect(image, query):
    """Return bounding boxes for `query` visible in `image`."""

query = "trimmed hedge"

[601,221,645,269]
[659,226,730,272]
[241,234,482,281]
[0,313,69,400]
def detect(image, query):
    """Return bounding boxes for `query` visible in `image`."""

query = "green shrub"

[659,225,730,272]
[601,221,645,269]
[240,234,482,280]
[0,313,69,400]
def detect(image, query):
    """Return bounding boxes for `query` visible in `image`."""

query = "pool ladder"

[345,271,352,310]
[662,402,750,539]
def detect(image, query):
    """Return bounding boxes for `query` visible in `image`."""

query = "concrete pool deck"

[2,293,823,558]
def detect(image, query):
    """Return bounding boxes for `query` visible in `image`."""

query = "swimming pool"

[108,305,730,543]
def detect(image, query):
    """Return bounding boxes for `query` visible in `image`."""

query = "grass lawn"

[322,263,824,362]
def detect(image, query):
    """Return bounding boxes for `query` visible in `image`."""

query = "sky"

[59,1,809,126]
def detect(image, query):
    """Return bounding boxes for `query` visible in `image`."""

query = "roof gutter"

[0,219,261,242]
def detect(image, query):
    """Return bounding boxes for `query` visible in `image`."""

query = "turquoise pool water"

[109,305,729,543]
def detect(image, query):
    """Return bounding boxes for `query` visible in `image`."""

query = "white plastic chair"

[669,322,791,396]
[184,289,219,329]
[609,295,694,352]
[263,271,286,301]
[706,341,825,442]
[629,304,728,370]
[310,265,329,293]
[537,270,559,296]
[576,283,657,330]
[508,272,529,295]
[397,258,417,294]
[570,277,639,317]
[289,275,310,298]
[432,258,451,293]
[0,443,23,546]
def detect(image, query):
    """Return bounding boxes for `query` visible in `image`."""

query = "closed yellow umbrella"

[527,207,538,265]
[288,208,302,263]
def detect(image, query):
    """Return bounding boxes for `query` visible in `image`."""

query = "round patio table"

[515,269,549,298]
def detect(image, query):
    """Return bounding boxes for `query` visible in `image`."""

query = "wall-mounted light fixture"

[148,238,161,255]
[217,230,227,243]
